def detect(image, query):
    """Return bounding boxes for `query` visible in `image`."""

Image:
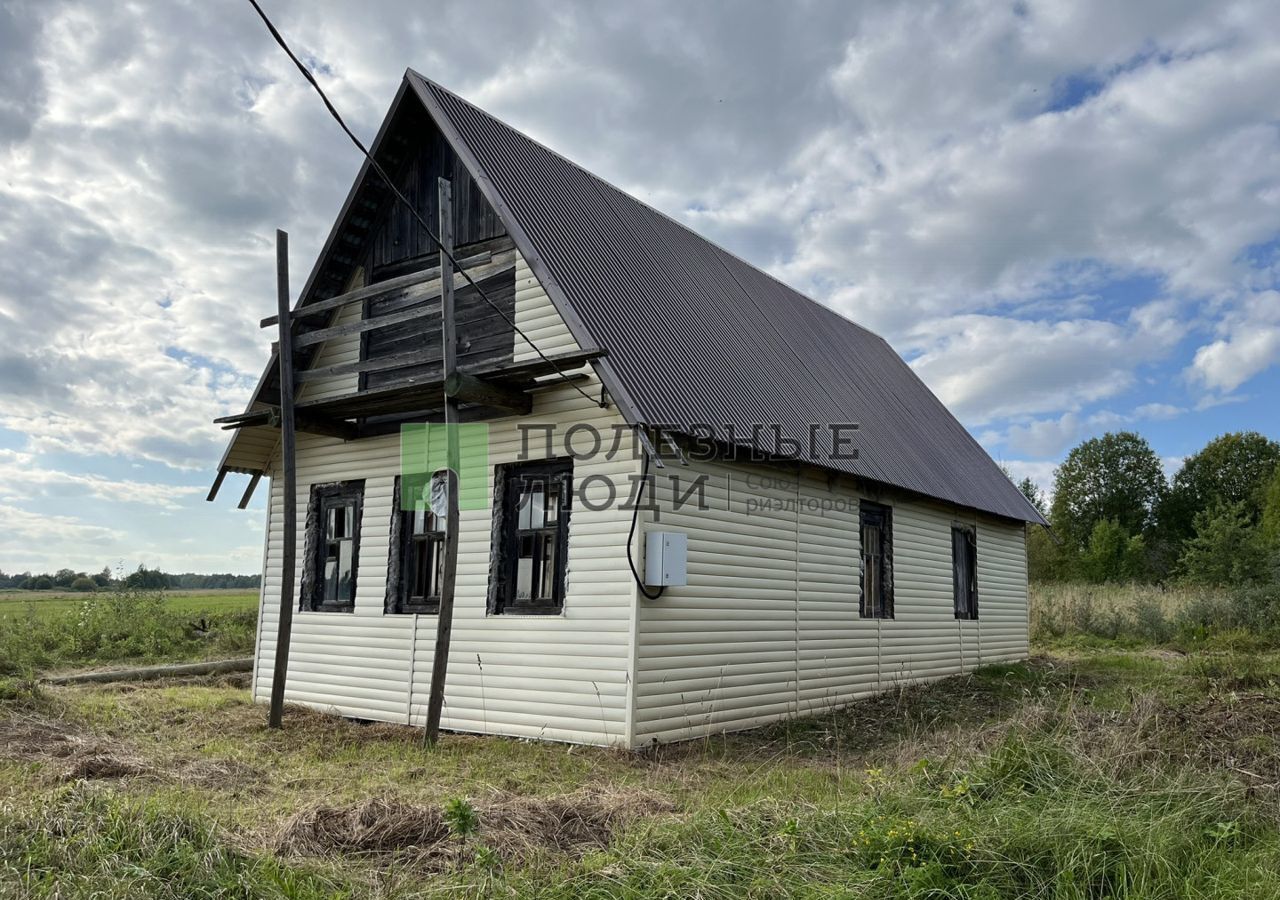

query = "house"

[209,70,1046,748]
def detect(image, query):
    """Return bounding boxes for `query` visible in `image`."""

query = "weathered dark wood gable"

[263,88,515,404]
[213,83,602,457]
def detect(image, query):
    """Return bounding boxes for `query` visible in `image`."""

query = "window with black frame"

[489,460,572,614]
[301,480,364,612]
[388,471,448,614]
[859,500,894,619]
[952,525,978,620]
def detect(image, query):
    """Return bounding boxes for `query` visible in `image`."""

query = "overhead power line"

[245,0,604,408]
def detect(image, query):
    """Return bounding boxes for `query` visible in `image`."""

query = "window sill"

[490,607,565,617]
[304,604,355,614]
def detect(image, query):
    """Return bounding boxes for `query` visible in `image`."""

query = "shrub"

[69,576,97,593]
[1079,519,1149,584]
[1178,502,1271,586]
[1031,582,1280,649]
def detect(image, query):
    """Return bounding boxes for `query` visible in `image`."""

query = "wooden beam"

[296,414,358,441]
[237,471,263,510]
[291,298,442,349]
[444,372,532,414]
[205,467,228,502]
[219,349,607,429]
[480,348,606,384]
[284,257,516,350]
[259,249,494,327]
[268,229,297,731]
[294,346,443,383]
[426,178,460,747]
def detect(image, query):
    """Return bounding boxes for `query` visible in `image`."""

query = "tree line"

[0,566,261,593]
[1018,430,1280,585]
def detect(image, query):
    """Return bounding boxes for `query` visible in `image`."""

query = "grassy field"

[1,582,1279,897]
[0,589,258,619]
[0,590,258,675]
[3,648,1279,898]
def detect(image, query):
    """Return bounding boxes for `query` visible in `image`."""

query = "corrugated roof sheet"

[409,72,1044,524]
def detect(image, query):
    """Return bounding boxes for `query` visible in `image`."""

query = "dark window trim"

[487,458,573,615]
[952,524,979,620]
[300,480,365,613]
[385,473,446,615]
[859,499,894,619]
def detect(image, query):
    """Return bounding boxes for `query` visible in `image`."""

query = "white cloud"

[1188,290,1280,393]
[905,314,1174,425]
[997,459,1059,505]
[0,0,1278,571]
[0,450,203,510]
[1134,402,1186,420]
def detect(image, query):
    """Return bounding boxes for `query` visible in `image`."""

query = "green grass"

[4,644,1280,898]
[1030,581,1280,651]
[3,581,1280,895]
[0,590,258,676]
[0,589,257,619]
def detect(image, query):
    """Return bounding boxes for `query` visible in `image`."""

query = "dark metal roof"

[409,72,1044,524]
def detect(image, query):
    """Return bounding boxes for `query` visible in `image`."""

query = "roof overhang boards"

[215,347,604,434]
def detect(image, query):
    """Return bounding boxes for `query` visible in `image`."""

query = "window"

[489,459,572,614]
[387,472,448,614]
[952,525,978,620]
[301,481,364,612]
[859,500,893,619]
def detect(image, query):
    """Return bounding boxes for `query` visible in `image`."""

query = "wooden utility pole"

[268,229,297,729]
[425,179,461,745]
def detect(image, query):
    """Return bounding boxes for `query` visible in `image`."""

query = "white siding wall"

[254,252,633,746]
[632,457,1028,745]
[513,251,579,361]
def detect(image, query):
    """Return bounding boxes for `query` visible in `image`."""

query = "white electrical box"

[645,531,688,587]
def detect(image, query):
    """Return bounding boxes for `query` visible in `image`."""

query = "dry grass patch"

[275,787,676,870]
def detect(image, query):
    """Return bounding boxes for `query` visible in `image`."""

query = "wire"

[245,0,604,409]
[627,452,665,600]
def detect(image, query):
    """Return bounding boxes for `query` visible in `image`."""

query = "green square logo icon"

[399,423,490,511]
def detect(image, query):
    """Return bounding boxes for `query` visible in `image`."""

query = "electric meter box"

[645,531,688,587]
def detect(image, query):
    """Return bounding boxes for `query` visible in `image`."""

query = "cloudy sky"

[2,0,1278,575]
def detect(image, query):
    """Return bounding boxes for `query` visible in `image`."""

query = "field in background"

[0,590,258,675]
[1030,580,1280,650]
[0,588,257,619]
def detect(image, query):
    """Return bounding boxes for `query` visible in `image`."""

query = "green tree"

[1078,519,1148,583]
[1017,477,1046,515]
[1027,525,1074,581]
[1050,432,1167,552]
[1161,432,1280,546]
[122,566,168,591]
[70,576,97,592]
[52,568,79,588]
[1177,502,1271,586]
[92,567,113,588]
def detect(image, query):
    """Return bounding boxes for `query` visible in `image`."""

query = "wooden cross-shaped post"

[424,179,461,745]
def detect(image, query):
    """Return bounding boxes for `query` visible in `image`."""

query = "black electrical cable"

[245,0,604,409]
[627,452,665,600]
